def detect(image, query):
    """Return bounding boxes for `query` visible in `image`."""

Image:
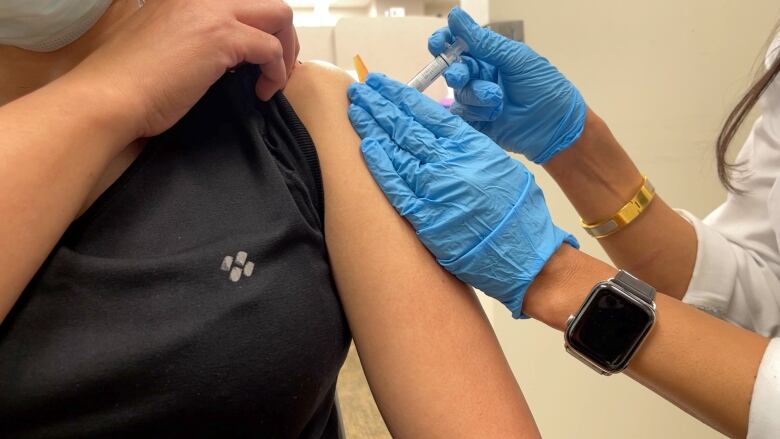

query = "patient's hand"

[70,0,297,139]
[284,61,541,438]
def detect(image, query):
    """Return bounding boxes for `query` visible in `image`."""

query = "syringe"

[407,37,468,92]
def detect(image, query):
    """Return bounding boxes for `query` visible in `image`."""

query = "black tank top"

[0,65,350,438]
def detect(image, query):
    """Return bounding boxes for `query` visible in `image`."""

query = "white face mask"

[0,0,113,52]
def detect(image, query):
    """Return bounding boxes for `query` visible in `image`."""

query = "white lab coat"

[676,33,780,439]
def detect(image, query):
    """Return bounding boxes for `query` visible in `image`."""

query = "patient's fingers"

[361,138,424,220]
[237,23,287,100]
[235,0,297,77]
[275,25,299,77]
[348,83,440,163]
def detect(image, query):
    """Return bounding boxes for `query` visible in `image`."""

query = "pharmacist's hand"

[349,73,578,317]
[71,0,298,138]
[429,7,585,163]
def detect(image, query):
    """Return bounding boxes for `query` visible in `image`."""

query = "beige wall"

[488,1,780,438]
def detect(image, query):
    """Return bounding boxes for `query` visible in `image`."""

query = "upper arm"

[284,61,538,438]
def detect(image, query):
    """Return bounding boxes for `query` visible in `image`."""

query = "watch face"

[566,284,655,371]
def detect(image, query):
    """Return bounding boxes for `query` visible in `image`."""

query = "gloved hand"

[348,73,578,318]
[429,7,586,164]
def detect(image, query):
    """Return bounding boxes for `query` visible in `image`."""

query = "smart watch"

[564,270,656,375]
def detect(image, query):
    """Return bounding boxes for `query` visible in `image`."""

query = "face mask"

[0,0,113,52]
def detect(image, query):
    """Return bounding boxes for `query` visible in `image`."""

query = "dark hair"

[716,39,780,192]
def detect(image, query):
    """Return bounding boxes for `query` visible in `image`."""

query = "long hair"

[716,32,780,192]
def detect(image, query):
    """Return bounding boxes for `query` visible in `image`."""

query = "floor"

[336,344,391,438]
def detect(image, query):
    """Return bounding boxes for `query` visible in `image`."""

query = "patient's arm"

[284,61,539,438]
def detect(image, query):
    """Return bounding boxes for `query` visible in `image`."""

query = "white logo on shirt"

[221,251,255,282]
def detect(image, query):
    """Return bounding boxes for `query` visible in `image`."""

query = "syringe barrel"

[407,56,450,91]
[407,37,468,92]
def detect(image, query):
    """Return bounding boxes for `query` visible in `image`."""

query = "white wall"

[292,0,459,27]
[488,1,780,438]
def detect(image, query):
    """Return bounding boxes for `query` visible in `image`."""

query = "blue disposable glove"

[429,7,587,164]
[348,73,578,318]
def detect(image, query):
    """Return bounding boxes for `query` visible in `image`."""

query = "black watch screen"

[566,284,655,371]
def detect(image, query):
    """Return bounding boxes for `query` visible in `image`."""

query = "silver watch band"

[613,270,656,304]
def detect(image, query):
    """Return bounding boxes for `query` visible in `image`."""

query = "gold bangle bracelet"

[581,176,656,239]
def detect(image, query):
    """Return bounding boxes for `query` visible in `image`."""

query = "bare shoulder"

[282,62,535,437]
[282,61,378,224]
[283,61,353,129]
[282,61,360,179]
[286,60,354,89]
